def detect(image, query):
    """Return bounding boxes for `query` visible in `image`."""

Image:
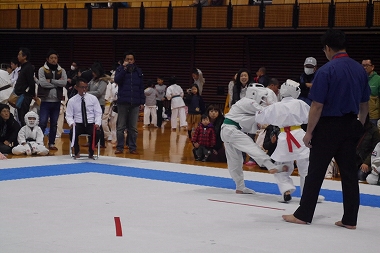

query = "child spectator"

[184,84,205,139]
[166,76,187,131]
[12,111,49,156]
[192,114,216,162]
[143,79,158,128]
[0,104,20,155]
[155,76,167,128]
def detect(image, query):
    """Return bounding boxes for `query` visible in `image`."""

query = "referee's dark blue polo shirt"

[309,52,370,117]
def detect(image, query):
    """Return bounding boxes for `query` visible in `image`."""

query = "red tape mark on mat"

[114,217,123,236]
[208,199,285,211]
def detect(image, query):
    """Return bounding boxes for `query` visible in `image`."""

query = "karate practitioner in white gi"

[367,142,380,185]
[221,83,286,194]
[256,80,324,202]
[12,111,49,156]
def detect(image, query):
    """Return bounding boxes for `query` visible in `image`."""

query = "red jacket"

[192,123,216,148]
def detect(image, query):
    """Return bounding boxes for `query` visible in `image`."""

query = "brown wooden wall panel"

[335,2,367,27]
[65,4,85,8]
[372,1,380,27]
[92,8,113,29]
[145,7,168,29]
[202,6,228,29]
[20,9,40,29]
[0,4,18,9]
[44,9,64,29]
[117,8,140,29]
[67,9,88,29]
[172,7,197,29]
[42,4,65,9]
[265,4,293,28]
[0,9,17,29]
[232,6,259,28]
[299,3,329,27]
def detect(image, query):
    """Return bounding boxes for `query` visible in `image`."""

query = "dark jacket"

[192,123,216,148]
[212,114,225,151]
[14,61,35,97]
[184,93,205,115]
[297,72,315,99]
[114,64,145,105]
[0,113,21,146]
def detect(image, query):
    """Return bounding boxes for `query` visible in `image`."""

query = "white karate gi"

[102,82,118,142]
[367,143,380,185]
[12,126,49,156]
[221,97,278,192]
[166,84,187,129]
[256,96,310,195]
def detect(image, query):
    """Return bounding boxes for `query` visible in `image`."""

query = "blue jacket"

[114,64,145,105]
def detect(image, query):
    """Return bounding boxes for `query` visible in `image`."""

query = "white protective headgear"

[245,83,269,106]
[280,79,301,99]
[24,111,39,128]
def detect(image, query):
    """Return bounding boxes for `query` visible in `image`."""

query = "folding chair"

[69,125,101,160]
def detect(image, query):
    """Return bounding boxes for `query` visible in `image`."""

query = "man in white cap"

[297,57,317,105]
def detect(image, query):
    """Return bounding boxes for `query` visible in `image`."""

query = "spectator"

[166,76,187,131]
[184,84,205,139]
[12,111,49,156]
[206,104,226,162]
[114,51,145,155]
[13,48,35,126]
[192,114,216,161]
[190,0,209,7]
[356,114,380,181]
[225,73,237,114]
[231,68,252,105]
[266,78,281,102]
[37,49,67,151]
[9,57,20,87]
[192,68,205,95]
[0,104,20,154]
[55,87,68,138]
[297,57,317,105]
[362,58,380,126]
[87,62,109,148]
[102,79,118,145]
[143,79,158,128]
[66,60,80,99]
[155,76,167,128]
[254,67,269,87]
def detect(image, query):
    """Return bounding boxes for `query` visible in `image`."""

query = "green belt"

[223,118,241,130]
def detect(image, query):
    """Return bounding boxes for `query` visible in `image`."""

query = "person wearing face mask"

[37,49,67,151]
[297,57,317,106]
[66,61,80,99]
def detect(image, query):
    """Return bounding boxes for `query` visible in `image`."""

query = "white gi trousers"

[12,142,49,156]
[171,106,187,129]
[144,105,157,126]
[274,158,308,195]
[221,124,275,191]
